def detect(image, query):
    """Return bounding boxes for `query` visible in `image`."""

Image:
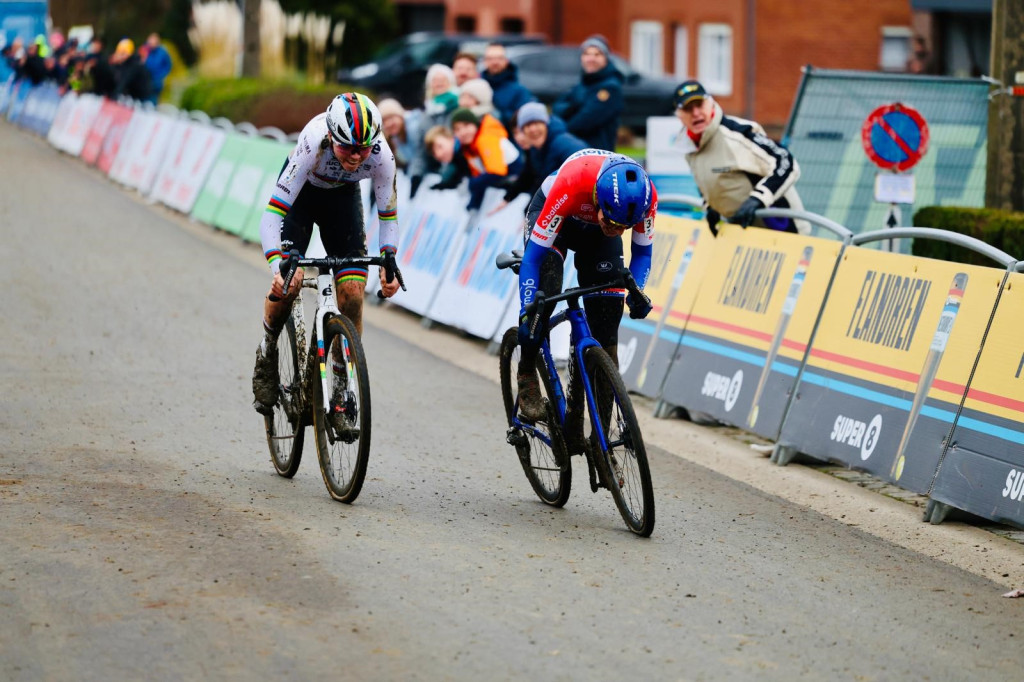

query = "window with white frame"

[698,23,733,96]
[674,25,688,79]
[630,20,663,76]
[880,26,912,72]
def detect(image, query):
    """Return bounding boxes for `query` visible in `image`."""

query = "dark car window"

[517,48,580,75]
[406,39,448,67]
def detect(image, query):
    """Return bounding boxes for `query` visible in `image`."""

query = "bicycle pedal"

[506,427,528,448]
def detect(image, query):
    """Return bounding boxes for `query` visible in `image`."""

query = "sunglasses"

[334,142,373,156]
[600,213,629,231]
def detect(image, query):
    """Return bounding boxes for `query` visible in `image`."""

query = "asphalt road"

[1,124,1021,681]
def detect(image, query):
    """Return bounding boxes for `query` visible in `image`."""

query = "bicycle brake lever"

[278,249,302,297]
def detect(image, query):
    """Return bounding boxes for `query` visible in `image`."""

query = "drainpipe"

[745,0,756,119]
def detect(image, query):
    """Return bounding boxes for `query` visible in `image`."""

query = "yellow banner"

[805,247,1001,397]
[659,224,841,436]
[783,245,1004,485]
[960,270,1024,424]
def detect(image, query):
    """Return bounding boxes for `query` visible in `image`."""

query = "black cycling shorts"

[280,180,368,282]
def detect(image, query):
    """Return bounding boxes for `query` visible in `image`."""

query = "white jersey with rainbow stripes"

[259,113,399,274]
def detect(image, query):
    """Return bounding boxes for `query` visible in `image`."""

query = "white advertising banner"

[45,91,78,149]
[425,188,527,339]
[126,112,178,194]
[108,109,148,185]
[54,93,102,156]
[150,122,227,214]
[389,178,469,316]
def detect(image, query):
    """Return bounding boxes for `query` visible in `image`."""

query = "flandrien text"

[846,271,931,351]
[717,246,786,315]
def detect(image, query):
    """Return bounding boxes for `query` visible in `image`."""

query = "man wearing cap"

[482,42,536,133]
[552,34,624,152]
[673,79,807,235]
[493,102,587,215]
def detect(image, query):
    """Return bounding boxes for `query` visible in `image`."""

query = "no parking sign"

[861,103,930,172]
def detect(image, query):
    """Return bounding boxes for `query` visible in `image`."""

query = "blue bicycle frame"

[517,283,620,454]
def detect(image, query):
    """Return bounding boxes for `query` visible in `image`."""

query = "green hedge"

[179,78,374,135]
[911,206,1024,267]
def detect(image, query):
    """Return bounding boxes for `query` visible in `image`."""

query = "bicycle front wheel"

[499,328,571,507]
[584,347,655,537]
[312,314,371,503]
[265,317,304,477]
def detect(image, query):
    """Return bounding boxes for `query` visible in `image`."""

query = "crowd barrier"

[4,84,1022,530]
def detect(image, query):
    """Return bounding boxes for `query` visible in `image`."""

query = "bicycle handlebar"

[497,250,644,312]
[277,248,407,299]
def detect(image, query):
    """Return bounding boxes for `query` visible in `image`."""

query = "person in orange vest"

[430,107,523,213]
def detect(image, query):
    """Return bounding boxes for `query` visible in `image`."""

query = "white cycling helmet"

[325,92,383,147]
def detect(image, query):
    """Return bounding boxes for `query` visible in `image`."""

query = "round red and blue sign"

[861,103,930,172]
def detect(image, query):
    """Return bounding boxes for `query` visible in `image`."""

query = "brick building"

[395,0,914,134]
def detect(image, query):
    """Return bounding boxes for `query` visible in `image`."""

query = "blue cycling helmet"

[594,155,652,226]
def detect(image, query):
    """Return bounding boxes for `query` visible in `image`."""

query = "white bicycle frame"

[289,269,344,416]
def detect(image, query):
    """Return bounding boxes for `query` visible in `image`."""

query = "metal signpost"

[861,103,930,251]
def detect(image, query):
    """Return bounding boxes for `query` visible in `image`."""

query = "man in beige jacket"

[672,80,809,235]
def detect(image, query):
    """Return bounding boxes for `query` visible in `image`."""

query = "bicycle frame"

[283,270,345,421]
[516,294,614,455]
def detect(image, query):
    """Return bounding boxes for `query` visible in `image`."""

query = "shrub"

[911,206,1023,267]
[179,78,373,135]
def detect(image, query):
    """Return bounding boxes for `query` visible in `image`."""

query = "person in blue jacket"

[142,33,172,103]
[481,42,535,134]
[552,35,623,152]
[493,101,588,215]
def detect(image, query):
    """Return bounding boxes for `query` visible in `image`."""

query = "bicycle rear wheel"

[584,347,655,537]
[499,328,571,507]
[265,317,304,477]
[313,314,371,503]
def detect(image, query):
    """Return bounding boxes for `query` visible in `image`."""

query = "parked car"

[337,32,546,110]
[503,44,679,133]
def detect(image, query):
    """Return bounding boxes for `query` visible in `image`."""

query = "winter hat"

[458,78,493,108]
[517,102,549,128]
[581,34,610,59]
[450,107,480,127]
[377,98,406,121]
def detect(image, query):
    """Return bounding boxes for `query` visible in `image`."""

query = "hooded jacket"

[552,62,624,152]
[483,62,535,132]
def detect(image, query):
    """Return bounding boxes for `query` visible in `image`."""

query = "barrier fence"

[5,83,1022,530]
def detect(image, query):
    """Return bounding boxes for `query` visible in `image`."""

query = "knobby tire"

[499,328,571,507]
[584,346,655,536]
[313,314,371,503]
[265,317,304,477]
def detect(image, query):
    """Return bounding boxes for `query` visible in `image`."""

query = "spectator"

[142,32,172,103]
[377,97,423,173]
[494,101,588,214]
[110,38,152,102]
[83,40,116,98]
[552,34,623,152]
[481,42,535,133]
[458,77,495,120]
[423,63,458,128]
[20,41,48,85]
[672,80,808,235]
[430,107,522,212]
[452,51,479,88]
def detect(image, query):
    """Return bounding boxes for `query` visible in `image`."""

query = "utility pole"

[985,0,1024,211]
[242,0,261,78]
